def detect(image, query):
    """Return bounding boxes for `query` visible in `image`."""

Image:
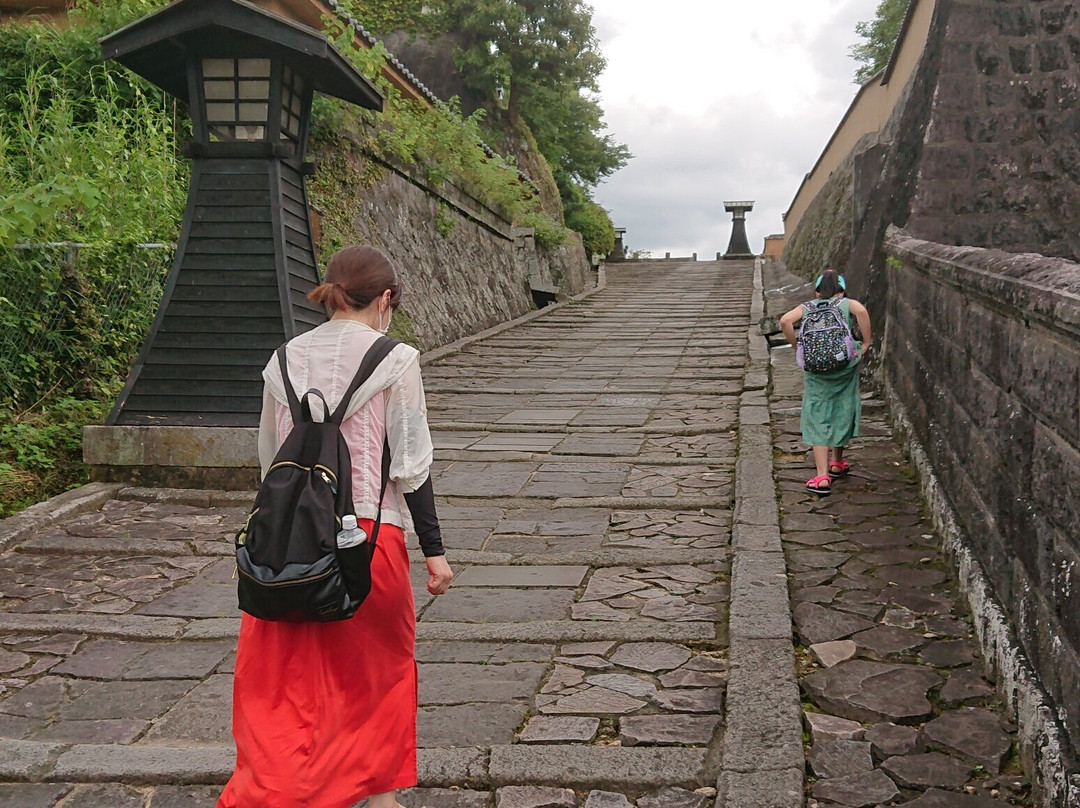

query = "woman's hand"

[425,555,454,596]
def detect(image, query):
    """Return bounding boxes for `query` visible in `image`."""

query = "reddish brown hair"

[307,246,402,314]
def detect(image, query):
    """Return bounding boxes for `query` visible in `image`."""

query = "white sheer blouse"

[258,319,435,530]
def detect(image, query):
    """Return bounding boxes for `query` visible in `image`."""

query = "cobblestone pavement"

[765,264,1034,808]
[0,260,1040,807]
[0,262,745,808]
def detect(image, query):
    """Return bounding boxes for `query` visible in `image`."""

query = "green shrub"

[565,197,614,258]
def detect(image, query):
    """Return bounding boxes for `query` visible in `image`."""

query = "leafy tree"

[428,0,629,245]
[850,0,910,83]
[437,0,602,122]
[526,82,630,188]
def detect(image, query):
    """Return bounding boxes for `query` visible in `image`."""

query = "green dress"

[799,298,862,447]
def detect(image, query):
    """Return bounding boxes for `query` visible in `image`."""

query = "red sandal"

[828,460,851,478]
[805,475,832,495]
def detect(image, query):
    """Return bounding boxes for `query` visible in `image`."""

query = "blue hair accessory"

[815,273,846,291]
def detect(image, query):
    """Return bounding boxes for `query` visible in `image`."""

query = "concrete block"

[84,426,259,469]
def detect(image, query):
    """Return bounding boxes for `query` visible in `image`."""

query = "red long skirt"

[217,522,417,808]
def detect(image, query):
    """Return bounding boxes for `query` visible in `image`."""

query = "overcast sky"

[586,0,876,258]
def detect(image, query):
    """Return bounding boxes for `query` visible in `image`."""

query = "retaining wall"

[883,228,1080,765]
[329,153,592,351]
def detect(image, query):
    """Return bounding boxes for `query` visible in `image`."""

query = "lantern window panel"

[202,58,235,78]
[206,103,238,122]
[204,81,235,100]
[239,102,268,121]
[280,109,299,139]
[239,81,270,100]
[238,58,272,78]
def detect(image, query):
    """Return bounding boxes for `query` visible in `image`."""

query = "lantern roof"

[100,0,383,110]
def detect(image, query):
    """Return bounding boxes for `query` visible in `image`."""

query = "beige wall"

[783,0,936,240]
[763,235,785,259]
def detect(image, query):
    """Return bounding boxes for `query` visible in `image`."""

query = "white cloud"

[587,0,879,257]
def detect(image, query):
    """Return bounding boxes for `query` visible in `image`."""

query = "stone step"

[0,740,714,792]
[416,620,717,644]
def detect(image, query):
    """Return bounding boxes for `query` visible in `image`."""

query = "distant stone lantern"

[86,0,383,485]
[723,201,755,259]
[608,228,627,262]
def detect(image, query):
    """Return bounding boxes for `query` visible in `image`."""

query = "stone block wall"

[906,0,1080,260]
[884,229,1080,757]
[335,157,591,351]
[780,151,854,279]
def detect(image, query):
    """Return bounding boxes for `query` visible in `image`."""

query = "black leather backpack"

[235,336,399,622]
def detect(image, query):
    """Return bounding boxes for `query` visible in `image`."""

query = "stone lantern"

[723,201,755,259]
[86,0,382,485]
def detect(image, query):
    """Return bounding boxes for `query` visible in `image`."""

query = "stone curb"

[717,258,804,808]
[52,744,232,785]
[0,738,65,781]
[117,488,255,507]
[425,549,728,568]
[487,746,709,790]
[416,620,716,644]
[717,768,804,808]
[0,482,125,554]
[433,451,732,468]
[418,748,490,787]
[182,619,242,640]
[420,275,608,367]
[551,496,729,510]
[884,380,1080,808]
[0,613,187,640]
[3,742,712,792]
[432,423,738,437]
[425,386,741,396]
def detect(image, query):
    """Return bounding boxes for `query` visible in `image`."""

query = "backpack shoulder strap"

[330,336,403,425]
[276,345,304,422]
[368,436,392,553]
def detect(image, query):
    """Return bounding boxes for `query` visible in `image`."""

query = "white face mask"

[377,305,391,334]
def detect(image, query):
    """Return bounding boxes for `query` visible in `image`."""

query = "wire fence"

[0,242,173,409]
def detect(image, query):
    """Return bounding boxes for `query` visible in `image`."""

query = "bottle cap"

[341,514,358,530]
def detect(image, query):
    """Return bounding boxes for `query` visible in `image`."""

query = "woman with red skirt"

[218,246,453,808]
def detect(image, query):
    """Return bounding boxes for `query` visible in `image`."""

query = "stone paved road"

[0,260,1038,807]
[764,263,1034,808]
[0,261,747,808]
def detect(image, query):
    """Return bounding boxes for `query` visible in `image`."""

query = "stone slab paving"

[764,263,1035,808]
[0,261,745,807]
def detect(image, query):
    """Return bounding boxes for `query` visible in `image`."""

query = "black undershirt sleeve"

[403,476,444,557]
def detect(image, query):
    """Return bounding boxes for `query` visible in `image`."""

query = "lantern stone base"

[83,426,259,490]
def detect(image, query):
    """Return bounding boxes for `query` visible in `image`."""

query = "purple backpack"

[797,298,858,373]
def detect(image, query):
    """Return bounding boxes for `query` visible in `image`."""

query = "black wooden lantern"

[100,0,382,427]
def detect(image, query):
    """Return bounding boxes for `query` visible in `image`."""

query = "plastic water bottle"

[336,515,367,548]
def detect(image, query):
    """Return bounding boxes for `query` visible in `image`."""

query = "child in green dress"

[779,269,873,495]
